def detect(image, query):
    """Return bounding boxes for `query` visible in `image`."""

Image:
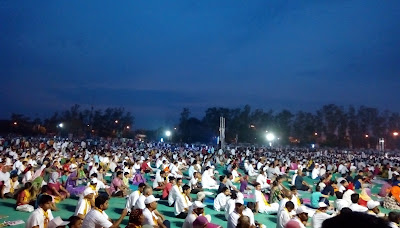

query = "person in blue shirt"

[310,185,329,209]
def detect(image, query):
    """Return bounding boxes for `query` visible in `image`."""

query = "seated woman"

[65,167,86,196]
[16,182,34,212]
[35,185,58,211]
[47,171,70,202]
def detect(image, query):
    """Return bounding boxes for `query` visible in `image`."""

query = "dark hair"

[322,212,390,228]
[91,173,98,178]
[138,183,146,188]
[177,178,182,182]
[335,191,343,199]
[160,171,165,175]
[116,171,123,176]
[246,202,256,212]
[10,173,18,178]
[227,173,233,178]
[285,201,295,210]
[231,191,238,200]
[316,185,321,192]
[182,184,190,192]
[168,176,175,182]
[219,175,226,182]
[350,193,359,203]
[221,187,229,193]
[38,194,53,205]
[340,207,352,214]
[95,194,109,208]
[254,182,261,187]
[290,186,297,191]
[389,212,400,222]
[68,216,82,226]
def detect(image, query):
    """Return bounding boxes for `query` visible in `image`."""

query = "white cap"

[367,200,380,209]
[144,195,160,204]
[394,171,399,176]
[192,201,206,209]
[83,188,95,196]
[48,216,69,228]
[235,198,244,205]
[318,202,328,208]
[296,206,309,214]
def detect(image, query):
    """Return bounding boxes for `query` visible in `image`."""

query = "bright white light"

[165,131,171,137]
[160,138,164,142]
[266,133,275,141]
[312,144,315,149]
[58,123,64,128]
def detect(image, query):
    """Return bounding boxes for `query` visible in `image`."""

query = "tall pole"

[219,117,226,150]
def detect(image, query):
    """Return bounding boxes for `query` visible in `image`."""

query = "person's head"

[160,171,166,178]
[388,212,400,224]
[290,186,298,195]
[318,202,329,212]
[10,173,18,182]
[38,194,53,211]
[235,200,245,214]
[68,216,83,228]
[321,211,390,228]
[143,186,153,197]
[351,193,359,204]
[129,209,145,225]
[221,187,230,196]
[340,207,352,215]
[254,182,261,191]
[95,194,110,211]
[227,173,233,180]
[246,202,256,212]
[116,171,123,179]
[219,175,226,183]
[296,206,309,222]
[144,195,159,211]
[236,215,251,228]
[124,172,129,177]
[367,200,380,214]
[285,201,295,212]
[176,178,183,186]
[316,185,321,192]
[192,201,205,215]
[138,183,146,192]
[340,180,348,187]
[335,191,344,199]
[182,184,191,195]
[169,176,175,184]
[23,182,32,191]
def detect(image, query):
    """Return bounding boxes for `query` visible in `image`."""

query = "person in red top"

[141,159,152,173]
[161,176,175,200]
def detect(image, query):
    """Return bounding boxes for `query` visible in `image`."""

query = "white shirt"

[182,213,198,228]
[349,203,368,212]
[75,198,91,217]
[168,185,180,206]
[26,208,54,228]
[335,199,350,211]
[0,171,10,183]
[277,208,292,228]
[189,177,198,188]
[225,199,236,220]
[227,211,240,228]
[134,194,146,210]
[125,190,141,212]
[3,180,19,194]
[82,209,113,228]
[153,171,163,188]
[311,168,320,179]
[389,221,398,228]
[243,208,255,226]
[143,208,158,226]
[312,211,333,228]
[214,193,229,211]
[174,193,192,215]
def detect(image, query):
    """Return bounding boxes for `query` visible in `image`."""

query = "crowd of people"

[0,136,400,228]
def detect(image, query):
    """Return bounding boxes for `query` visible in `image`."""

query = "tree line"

[2,103,400,149]
[175,104,400,149]
[4,104,134,138]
